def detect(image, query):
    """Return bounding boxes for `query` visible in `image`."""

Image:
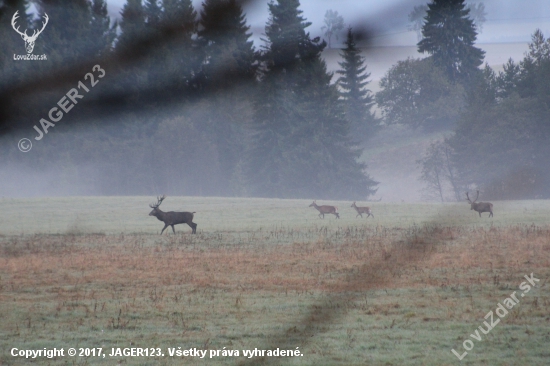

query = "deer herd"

[149,191,493,234]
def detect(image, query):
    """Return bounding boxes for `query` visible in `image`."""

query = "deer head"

[465,190,479,210]
[149,195,166,216]
[12,11,49,54]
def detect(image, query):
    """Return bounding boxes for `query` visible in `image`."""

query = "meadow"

[0,196,549,365]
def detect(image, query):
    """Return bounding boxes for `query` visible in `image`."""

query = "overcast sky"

[106,0,550,46]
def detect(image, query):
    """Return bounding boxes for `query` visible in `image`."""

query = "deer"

[351,202,374,218]
[12,11,49,54]
[309,201,339,219]
[149,195,197,234]
[466,190,493,218]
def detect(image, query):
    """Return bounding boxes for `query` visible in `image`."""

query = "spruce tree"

[159,0,198,91]
[116,0,148,104]
[117,0,146,52]
[198,0,257,89]
[90,0,116,58]
[198,0,257,195]
[144,0,162,29]
[143,0,166,98]
[36,0,94,64]
[417,0,484,83]
[247,0,377,199]
[337,28,378,142]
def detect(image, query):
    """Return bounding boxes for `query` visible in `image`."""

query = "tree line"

[1,0,548,200]
[407,1,550,200]
[0,0,378,199]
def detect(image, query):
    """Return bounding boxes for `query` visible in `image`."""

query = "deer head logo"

[12,11,49,54]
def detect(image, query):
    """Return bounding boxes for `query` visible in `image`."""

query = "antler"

[475,190,479,202]
[30,13,49,40]
[465,192,471,203]
[11,11,27,37]
[149,195,166,208]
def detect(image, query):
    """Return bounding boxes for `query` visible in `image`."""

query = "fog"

[1,0,549,201]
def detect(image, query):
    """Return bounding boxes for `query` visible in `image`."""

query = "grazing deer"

[351,202,374,218]
[309,201,340,219]
[149,195,197,234]
[466,191,493,218]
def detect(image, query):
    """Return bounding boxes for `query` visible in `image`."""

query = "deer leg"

[490,211,493,218]
[160,224,169,235]
[336,213,340,219]
[171,225,176,234]
[187,222,197,234]
[479,212,482,217]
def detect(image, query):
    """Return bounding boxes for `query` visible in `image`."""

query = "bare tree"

[468,3,487,34]
[321,10,344,48]
[407,5,427,42]
[417,141,463,202]
[418,141,446,201]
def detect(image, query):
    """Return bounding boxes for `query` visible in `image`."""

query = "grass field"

[1,196,549,365]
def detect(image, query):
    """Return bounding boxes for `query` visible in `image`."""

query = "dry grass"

[1,223,549,365]
[3,225,548,291]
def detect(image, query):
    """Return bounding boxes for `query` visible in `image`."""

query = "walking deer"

[351,202,374,218]
[309,201,340,219]
[149,195,197,234]
[466,191,493,218]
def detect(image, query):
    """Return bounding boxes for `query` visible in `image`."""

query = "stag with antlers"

[149,195,197,234]
[309,201,340,219]
[12,11,49,54]
[466,191,493,218]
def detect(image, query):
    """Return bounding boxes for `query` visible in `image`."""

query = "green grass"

[1,196,549,236]
[0,197,549,365]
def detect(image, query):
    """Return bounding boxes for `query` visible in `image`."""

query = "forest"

[0,0,549,200]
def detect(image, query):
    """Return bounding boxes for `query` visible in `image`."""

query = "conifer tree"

[116,0,147,103]
[247,0,377,199]
[418,0,484,83]
[36,0,94,64]
[337,28,378,141]
[143,0,166,97]
[90,0,116,58]
[117,0,146,52]
[159,0,198,96]
[144,0,162,29]
[198,0,257,195]
[198,0,257,89]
